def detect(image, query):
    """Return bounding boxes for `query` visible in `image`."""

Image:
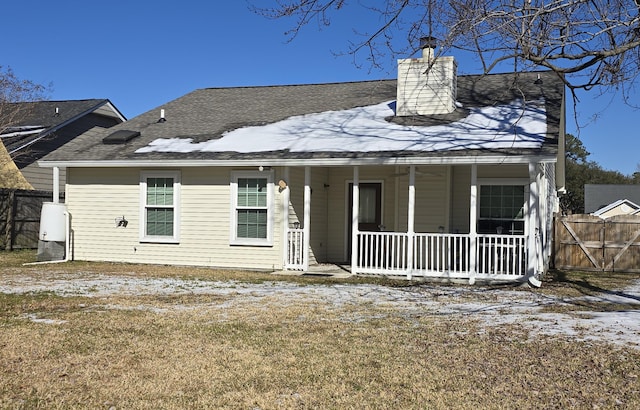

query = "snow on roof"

[136,98,547,154]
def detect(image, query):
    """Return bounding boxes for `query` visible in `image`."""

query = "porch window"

[140,171,180,243]
[230,170,274,246]
[478,184,525,235]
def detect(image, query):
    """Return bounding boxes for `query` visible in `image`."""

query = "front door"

[347,182,382,257]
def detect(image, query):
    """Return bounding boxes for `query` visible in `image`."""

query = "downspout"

[63,209,71,262]
[53,167,60,204]
[26,166,70,265]
[59,166,71,262]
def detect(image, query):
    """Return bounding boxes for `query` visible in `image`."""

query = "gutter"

[38,154,559,169]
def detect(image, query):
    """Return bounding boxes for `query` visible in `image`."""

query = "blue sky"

[3,1,638,176]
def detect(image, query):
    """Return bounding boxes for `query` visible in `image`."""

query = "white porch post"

[303,166,311,271]
[406,165,416,279]
[538,166,548,271]
[528,162,540,278]
[53,166,60,203]
[282,166,290,269]
[468,164,478,284]
[351,166,359,273]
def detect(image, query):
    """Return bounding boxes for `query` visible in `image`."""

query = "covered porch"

[282,162,552,283]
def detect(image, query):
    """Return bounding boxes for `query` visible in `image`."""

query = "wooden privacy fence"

[554,214,640,273]
[0,188,57,250]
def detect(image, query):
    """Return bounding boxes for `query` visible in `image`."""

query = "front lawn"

[1,251,639,409]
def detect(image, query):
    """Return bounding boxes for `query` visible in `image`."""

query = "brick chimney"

[396,36,457,116]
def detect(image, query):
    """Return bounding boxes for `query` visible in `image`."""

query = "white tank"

[39,202,66,242]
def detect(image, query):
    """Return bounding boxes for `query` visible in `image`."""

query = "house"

[38,42,565,284]
[1,99,125,192]
[585,184,640,214]
[591,199,640,219]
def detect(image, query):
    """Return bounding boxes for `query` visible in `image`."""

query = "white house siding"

[285,167,330,264]
[450,166,471,234]
[309,167,330,263]
[394,166,449,233]
[66,167,285,270]
[320,167,393,261]
[325,167,349,261]
[479,165,529,179]
[66,168,140,262]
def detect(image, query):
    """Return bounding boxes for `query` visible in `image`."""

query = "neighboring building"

[585,184,640,214]
[591,199,640,219]
[1,99,125,192]
[39,43,566,283]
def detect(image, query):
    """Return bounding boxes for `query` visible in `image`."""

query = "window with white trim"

[140,171,180,243]
[230,170,274,246]
[478,183,526,235]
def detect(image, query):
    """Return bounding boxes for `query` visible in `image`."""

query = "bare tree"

[0,66,49,131]
[0,66,50,189]
[251,1,640,103]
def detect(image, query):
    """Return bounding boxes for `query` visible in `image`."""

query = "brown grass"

[2,251,640,409]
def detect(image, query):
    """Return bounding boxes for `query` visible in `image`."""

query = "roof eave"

[39,153,558,169]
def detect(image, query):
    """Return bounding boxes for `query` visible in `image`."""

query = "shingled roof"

[1,99,125,168]
[40,71,564,166]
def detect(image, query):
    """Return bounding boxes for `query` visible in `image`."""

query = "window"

[230,170,274,246]
[140,171,180,243]
[478,183,526,235]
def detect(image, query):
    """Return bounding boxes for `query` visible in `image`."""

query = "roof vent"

[102,130,141,144]
[157,109,166,123]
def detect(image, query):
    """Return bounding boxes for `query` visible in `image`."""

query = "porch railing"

[476,234,528,276]
[356,232,409,273]
[285,228,305,270]
[355,232,528,279]
[413,233,470,275]
[284,229,529,279]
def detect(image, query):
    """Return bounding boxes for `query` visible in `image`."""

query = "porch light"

[293,221,300,229]
[115,216,128,228]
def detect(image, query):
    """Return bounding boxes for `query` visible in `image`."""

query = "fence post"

[600,223,606,271]
[5,190,16,250]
